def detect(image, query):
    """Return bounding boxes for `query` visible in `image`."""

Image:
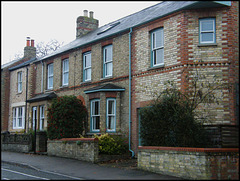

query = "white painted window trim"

[62,59,69,86]
[152,28,164,67]
[17,71,23,93]
[47,63,54,90]
[83,52,92,82]
[106,98,116,132]
[12,106,25,129]
[91,100,100,132]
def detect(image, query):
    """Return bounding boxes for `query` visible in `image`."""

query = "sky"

[1,1,159,65]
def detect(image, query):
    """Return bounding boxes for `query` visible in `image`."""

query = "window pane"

[155,29,163,48]
[63,59,69,71]
[155,48,164,65]
[85,54,91,67]
[85,68,91,80]
[108,100,114,114]
[48,64,53,76]
[106,62,112,76]
[49,77,53,88]
[13,108,16,128]
[94,101,99,115]
[201,20,214,32]
[201,33,214,42]
[63,73,69,85]
[108,116,114,130]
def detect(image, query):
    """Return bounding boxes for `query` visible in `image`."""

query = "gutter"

[128,27,134,158]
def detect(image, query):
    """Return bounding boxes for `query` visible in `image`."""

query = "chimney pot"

[84,10,88,17]
[26,37,31,46]
[31,39,34,47]
[89,11,94,18]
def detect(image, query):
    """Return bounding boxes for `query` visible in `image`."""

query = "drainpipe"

[129,27,135,158]
[41,60,44,93]
[25,67,28,133]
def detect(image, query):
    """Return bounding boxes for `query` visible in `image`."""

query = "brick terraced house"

[3,1,239,156]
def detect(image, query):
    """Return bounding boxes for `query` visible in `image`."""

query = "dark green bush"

[47,95,87,140]
[140,88,210,148]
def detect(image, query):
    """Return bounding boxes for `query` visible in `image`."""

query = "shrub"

[47,95,87,140]
[140,87,210,148]
[94,133,128,155]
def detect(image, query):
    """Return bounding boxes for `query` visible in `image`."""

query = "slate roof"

[8,57,37,71]
[26,92,57,103]
[84,83,125,94]
[1,58,23,69]
[35,1,230,63]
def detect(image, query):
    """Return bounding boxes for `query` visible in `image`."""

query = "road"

[1,162,84,180]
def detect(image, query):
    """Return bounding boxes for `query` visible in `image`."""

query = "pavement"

[1,151,183,180]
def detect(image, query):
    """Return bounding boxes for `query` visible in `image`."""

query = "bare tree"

[36,39,64,58]
[10,39,64,60]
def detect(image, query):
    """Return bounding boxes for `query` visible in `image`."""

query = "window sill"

[100,76,113,81]
[16,92,22,95]
[60,85,69,89]
[147,64,165,71]
[198,43,217,47]
[81,80,92,85]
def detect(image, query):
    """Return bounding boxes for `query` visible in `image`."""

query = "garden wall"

[47,138,99,163]
[1,133,33,153]
[138,146,239,180]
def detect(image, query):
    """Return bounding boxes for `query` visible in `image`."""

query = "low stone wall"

[47,138,99,163]
[1,133,33,153]
[138,146,239,180]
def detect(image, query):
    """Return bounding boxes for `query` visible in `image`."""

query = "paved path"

[2,151,183,180]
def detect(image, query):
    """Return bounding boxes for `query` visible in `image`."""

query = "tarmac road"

[2,151,183,180]
[2,162,83,180]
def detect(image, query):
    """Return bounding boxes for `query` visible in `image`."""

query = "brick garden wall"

[138,146,239,180]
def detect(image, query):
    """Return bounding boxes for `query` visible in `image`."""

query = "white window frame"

[39,105,44,130]
[62,59,69,86]
[83,52,91,82]
[151,28,164,67]
[106,98,116,132]
[32,106,37,130]
[91,99,100,132]
[17,71,22,93]
[47,63,54,90]
[13,107,25,129]
[103,45,113,77]
[199,18,216,44]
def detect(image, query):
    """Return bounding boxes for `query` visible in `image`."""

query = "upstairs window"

[83,52,91,82]
[62,59,69,86]
[17,71,22,93]
[103,45,113,77]
[47,63,53,89]
[199,18,216,44]
[151,28,164,67]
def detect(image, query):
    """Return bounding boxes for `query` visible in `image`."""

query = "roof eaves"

[9,57,37,71]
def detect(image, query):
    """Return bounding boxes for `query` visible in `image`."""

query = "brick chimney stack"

[76,10,99,39]
[24,37,36,59]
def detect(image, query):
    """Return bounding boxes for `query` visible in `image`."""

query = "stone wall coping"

[138,146,239,152]
[48,138,98,142]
